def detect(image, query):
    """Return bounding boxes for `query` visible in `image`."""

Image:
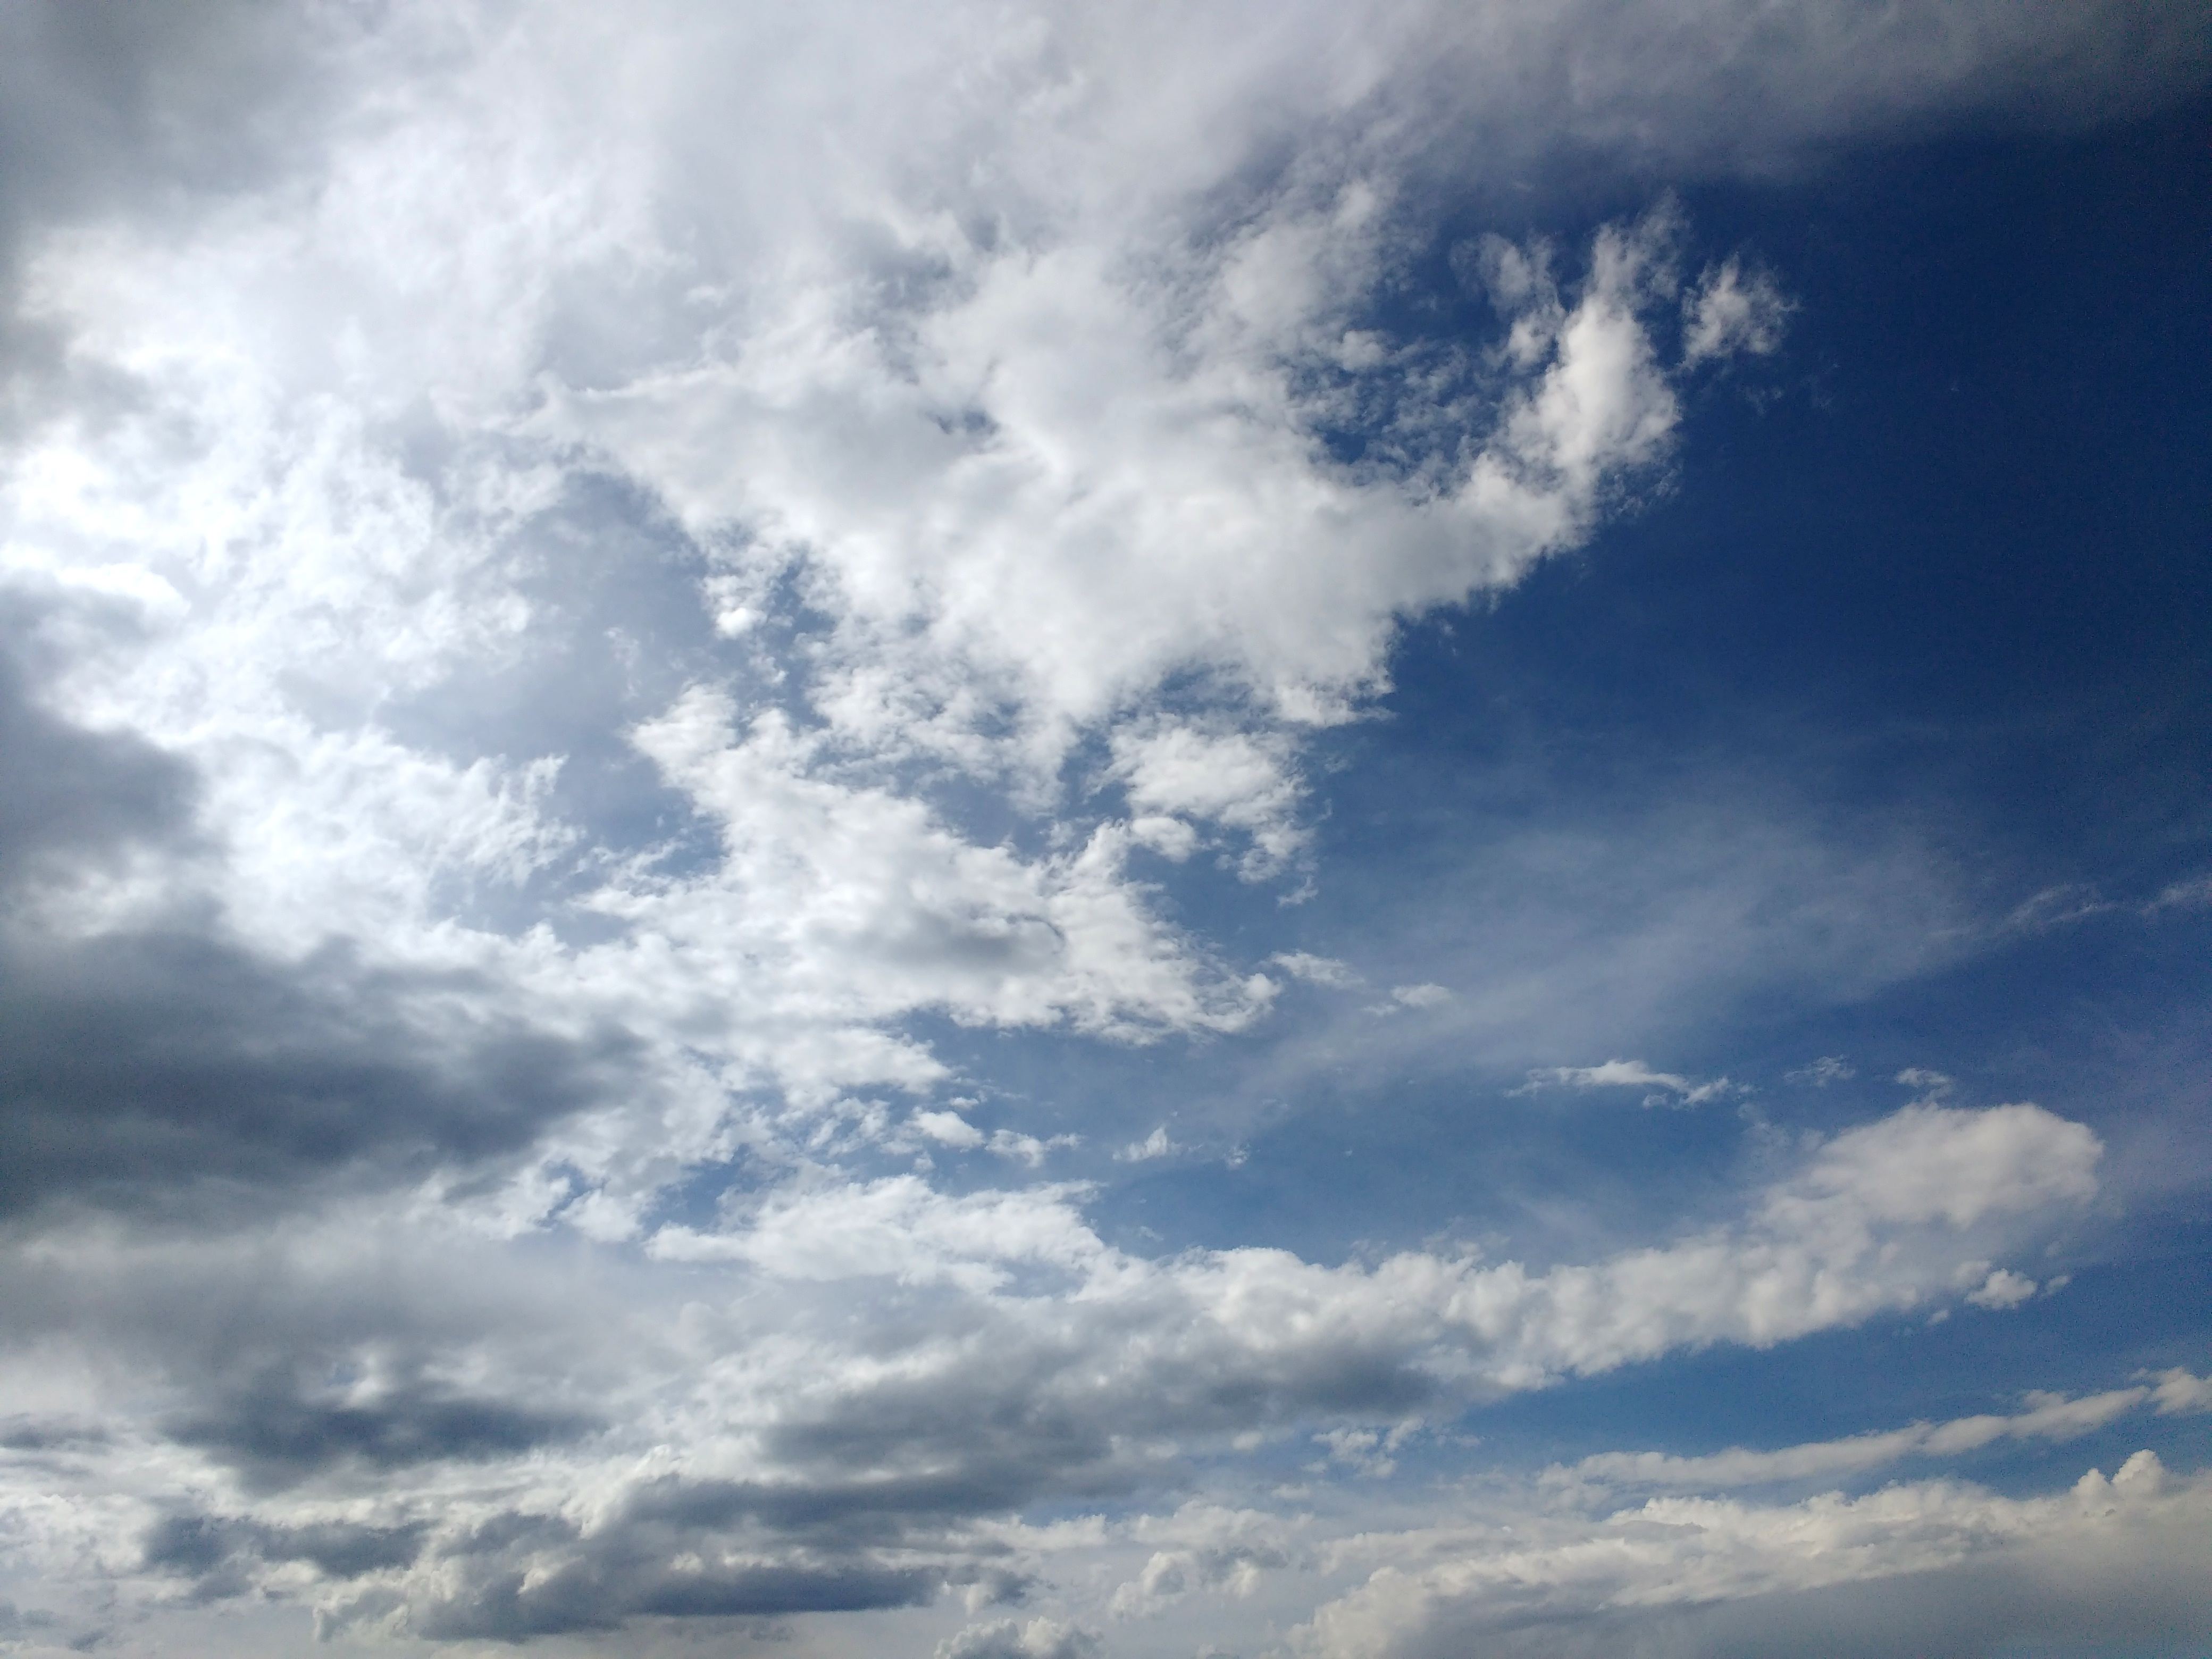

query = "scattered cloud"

[1515,1058,1741,1106]
[1784,1055,1855,1087]
[1117,1126,1179,1163]
[1549,1375,2198,1492]
[1895,1067,1955,1098]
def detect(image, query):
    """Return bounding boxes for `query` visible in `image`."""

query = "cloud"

[1298,1452,2209,1659]
[1551,1376,2191,1492]
[1784,1055,1854,1087]
[1387,983,1452,1010]
[1964,1266,2038,1309]
[0,589,196,890]
[2150,1367,2212,1415]
[1516,1058,1740,1105]
[0,1100,2107,1644]
[1113,725,1308,879]
[2145,872,2212,914]
[937,1617,1102,1659]
[1272,951,1360,986]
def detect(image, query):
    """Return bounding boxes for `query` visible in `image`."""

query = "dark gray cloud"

[403,1515,942,1640]
[142,1511,428,1601]
[0,1416,108,1453]
[0,594,195,886]
[938,1618,1102,1659]
[163,1369,594,1492]
[0,925,638,1218]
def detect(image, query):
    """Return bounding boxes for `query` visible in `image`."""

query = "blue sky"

[0,6,2207,1657]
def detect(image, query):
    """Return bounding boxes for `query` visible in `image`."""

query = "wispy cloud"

[1515,1058,1743,1105]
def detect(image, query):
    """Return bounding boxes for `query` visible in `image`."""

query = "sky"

[0,3,2208,1656]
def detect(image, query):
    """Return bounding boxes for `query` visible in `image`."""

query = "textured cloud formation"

[1298,1452,2212,1659]
[0,2,2206,1655]
[1551,1371,2210,1492]
[0,1099,2109,1644]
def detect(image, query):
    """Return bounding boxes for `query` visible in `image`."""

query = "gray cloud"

[142,1511,427,1589]
[0,599,642,1220]
[0,928,640,1218]
[399,1522,942,1640]
[0,594,195,884]
[163,1370,594,1492]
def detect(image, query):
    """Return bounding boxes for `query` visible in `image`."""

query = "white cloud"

[937,1616,1101,1659]
[2150,1366,2212,1415]
[1682,257,1791,364]
[1516,1058,1739,1105]
[2145,872,2212,913]
[1965,1266,2038,1308]
[1388,983,1453,1010]
[1113,725,1308,878]
[914,1109,988,1150]
[1298,1453,2209,1658]
[0,1099,2117,1648]
[1553,1378,2184,1491]
[1271,951,1359,986]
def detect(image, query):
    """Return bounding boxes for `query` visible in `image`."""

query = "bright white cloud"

[1552,1377,2192,1491]
[1517,1057,1739,1105]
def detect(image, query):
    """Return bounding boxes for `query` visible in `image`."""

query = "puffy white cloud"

[2150,1366,2212,1415]
[0,1101,2110,1645]
[1681,256,1790,365]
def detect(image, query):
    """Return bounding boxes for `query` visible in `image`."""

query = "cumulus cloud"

[1681,257,1791,365]
[1551,1376,2197,1492]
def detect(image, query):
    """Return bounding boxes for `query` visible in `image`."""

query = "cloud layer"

[0,2,2206,1654]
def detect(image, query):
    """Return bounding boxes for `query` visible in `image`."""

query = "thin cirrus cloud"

[0,2,2206,1655]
